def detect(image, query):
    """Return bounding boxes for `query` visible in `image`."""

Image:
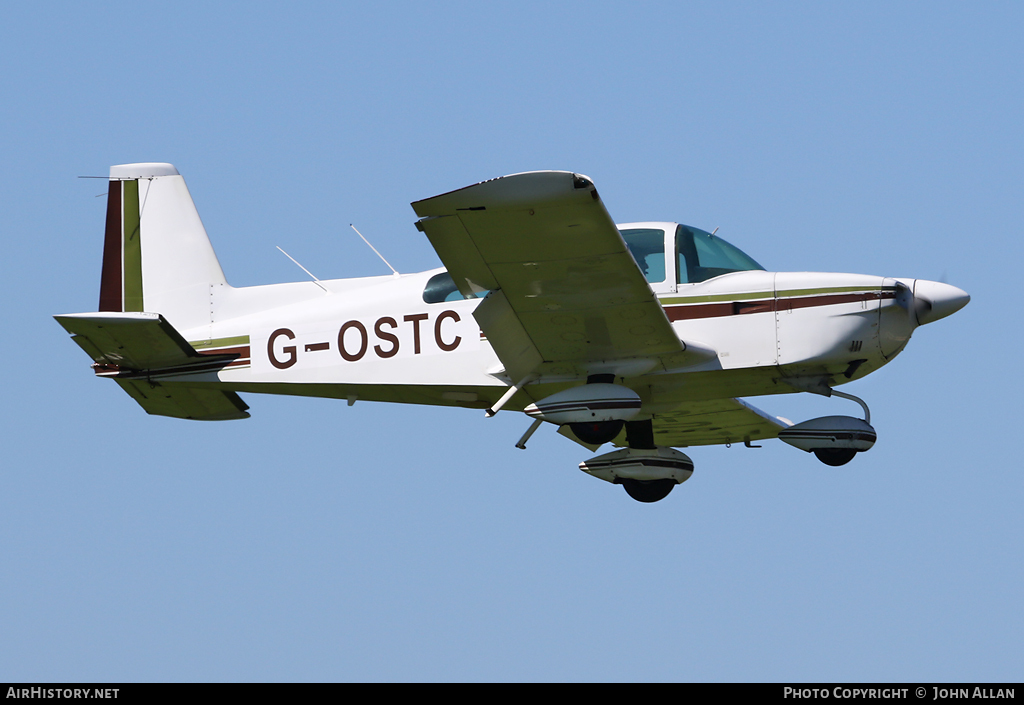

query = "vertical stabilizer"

[99,163,227,333]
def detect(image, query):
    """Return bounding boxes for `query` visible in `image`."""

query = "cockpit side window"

[676,225,764,284]
[423,272,488,304]
[620,228,667,283]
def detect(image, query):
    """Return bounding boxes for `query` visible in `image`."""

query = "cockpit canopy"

[423,270,486,304]
[423,222,763,303]
[620,223,764,286]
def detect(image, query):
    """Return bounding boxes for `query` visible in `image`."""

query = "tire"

[621,478,676,503]
[569,420,624,446]
[813,448,857,466]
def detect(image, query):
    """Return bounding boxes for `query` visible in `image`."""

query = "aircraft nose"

[913,280,970,325]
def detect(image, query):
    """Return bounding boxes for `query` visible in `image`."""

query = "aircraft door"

[668,225,776,368]
[666,269,777,369]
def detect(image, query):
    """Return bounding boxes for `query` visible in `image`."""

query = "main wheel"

[620,478,676,503]
[813,448,857,466]
[569,420,624,446]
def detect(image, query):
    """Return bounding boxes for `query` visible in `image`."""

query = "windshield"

[676,225,763,284]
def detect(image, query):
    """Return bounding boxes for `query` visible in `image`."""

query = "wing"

[620,397,791,448]
[412,172,685,382]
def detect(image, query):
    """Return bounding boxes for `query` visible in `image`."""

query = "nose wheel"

[779,382,877,467]
[813,448,858,466]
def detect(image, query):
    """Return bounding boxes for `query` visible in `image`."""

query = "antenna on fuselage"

[711,227,720,235]
[350,224,400,277]
[276,246,329,292]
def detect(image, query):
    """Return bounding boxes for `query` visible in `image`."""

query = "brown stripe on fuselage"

[666,301,736,321]
[197,345,250,359]
[98,180,122,312]
[665,290,896,322]
[196,345,251,369]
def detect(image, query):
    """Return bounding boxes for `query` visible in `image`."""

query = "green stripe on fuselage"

[122,180,143,312]
[190,335,251,350]
[660,291,773,305]
[776,285,891,299]
[659,285,894,306]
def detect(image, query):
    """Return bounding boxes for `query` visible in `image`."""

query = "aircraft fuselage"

[123,264,959,418]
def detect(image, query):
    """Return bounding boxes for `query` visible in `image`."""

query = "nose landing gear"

[812,448,859,467]
[778,384,877,467]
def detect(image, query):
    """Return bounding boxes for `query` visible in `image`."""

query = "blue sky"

[1,2,1020,681]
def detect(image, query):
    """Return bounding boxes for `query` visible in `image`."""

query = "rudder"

[99,163,227,334]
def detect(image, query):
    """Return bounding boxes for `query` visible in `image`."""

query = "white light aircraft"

[56,163,970,502]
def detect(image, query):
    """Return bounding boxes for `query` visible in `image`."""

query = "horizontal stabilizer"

[55,311,249,421]
[116,379,249,421]
[54,312,228,371]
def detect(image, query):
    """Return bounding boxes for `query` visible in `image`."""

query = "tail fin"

[99,163,226,333]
